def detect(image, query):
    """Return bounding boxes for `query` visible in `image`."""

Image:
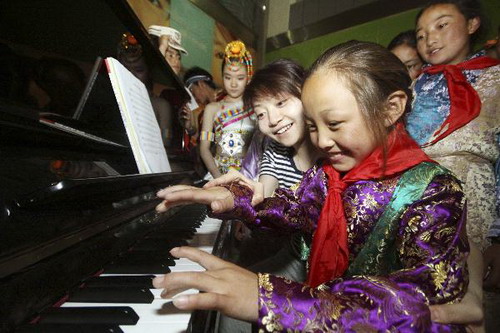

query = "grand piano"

[0,1,230,332]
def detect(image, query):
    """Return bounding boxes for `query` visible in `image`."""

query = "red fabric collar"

[422,56,500,146]
[307,123,433,287]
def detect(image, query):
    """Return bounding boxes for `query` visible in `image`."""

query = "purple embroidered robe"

[214,165,468,332]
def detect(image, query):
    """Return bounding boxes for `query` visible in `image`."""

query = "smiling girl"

[407,0,500,329]
[154,41,469,331]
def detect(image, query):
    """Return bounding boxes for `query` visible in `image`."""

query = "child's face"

[254,94,305,149]
[302,72,378,173]
[189,81,210,105]
[223,62,248,100]
[416,4,478,65]
[122,57,149,84]
[165,47,181,75]
[391,44,423,80]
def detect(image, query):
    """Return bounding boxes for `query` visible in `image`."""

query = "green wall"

[171,0,215,73]
[265,0,500,67]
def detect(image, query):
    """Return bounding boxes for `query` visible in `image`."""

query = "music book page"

[185,87,198,111]
[104,57,171,174]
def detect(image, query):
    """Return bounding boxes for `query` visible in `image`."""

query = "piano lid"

[0,0,187,95]
[0,0,197,275]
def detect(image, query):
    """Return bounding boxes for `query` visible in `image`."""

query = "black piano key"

[103,251,176,274]
[39,306,139,325]
[120,251,176,265]
[144,229,195,239]
[131,238,189,251]
[104,260,172,274]
[159,219,201,230]
[69,287,154,303]
[17,323,124,333]
[84,275,155,288]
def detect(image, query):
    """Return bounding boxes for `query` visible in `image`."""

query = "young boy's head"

[148,25,188,75]
[184,67,217,105]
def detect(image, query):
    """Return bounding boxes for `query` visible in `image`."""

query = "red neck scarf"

[422,56,500,146]
[307,123,433,287]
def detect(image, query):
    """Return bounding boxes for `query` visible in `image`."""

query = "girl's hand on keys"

[153,246,258,322]
[156,185,234,213]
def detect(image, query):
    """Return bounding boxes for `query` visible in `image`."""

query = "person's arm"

[199,103,221,178]
[157,165,327,233]
[240,130,266,181]
[178,104,194,135]
[255,173,468,331]
[429,242,484,332]
[154,174,468,331]
[258,175,279,198]
[258,144,280,197]
[150,96,172,148]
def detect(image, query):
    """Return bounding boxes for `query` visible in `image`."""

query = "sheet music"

[185,87,199,111]
[105,57,171,174]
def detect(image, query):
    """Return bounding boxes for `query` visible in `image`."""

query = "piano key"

[119,322,187,333]
[144,230,196,240]
[131,238,189,251]
[39,306,139,325]
[62,299,193,324]
[104,260,172,275]
[69,287,154,303]
[83,275,155,288]
[56,215,223,332]
[17,323,124,333]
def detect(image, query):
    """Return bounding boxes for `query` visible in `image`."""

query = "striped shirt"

[259,140,303,189]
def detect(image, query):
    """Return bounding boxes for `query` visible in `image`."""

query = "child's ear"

[467,17,481,35]
[384,90,407,127]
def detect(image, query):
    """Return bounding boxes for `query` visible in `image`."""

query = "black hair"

[184,66,217,90]
[34,57,86,116]
[243,59,305,110]
[306,40,412,152]
[388,30,417,51]
[416,0,488,45]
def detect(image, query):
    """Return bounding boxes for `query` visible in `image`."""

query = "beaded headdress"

[117,32,142,62]
[224,40,253,81]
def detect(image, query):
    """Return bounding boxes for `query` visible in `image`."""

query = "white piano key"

[151,287,198,298]
[120,322,188,333]
[62,299,192,324]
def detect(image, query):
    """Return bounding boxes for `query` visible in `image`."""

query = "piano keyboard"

[19,205,224,333]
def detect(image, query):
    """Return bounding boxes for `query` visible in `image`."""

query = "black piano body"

[0,1,226,331]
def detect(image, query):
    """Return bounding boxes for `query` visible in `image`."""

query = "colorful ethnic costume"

[205,40,255,175]
[212,100,255,174]
[213,126,468,332]
[407,51,500,250]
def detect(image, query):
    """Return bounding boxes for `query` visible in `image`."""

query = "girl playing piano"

[154,40,469,331]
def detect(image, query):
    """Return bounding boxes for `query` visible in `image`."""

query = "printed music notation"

[105,57,171,174]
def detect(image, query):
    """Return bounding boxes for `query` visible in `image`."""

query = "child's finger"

[172,292,224,312]
[211,198,235,213]
[157,271,219,298]
[170,246,231,271]
[155,199,194,212]
[160,188,215,206]
[204,169,244,188]
[157,185,196,197]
